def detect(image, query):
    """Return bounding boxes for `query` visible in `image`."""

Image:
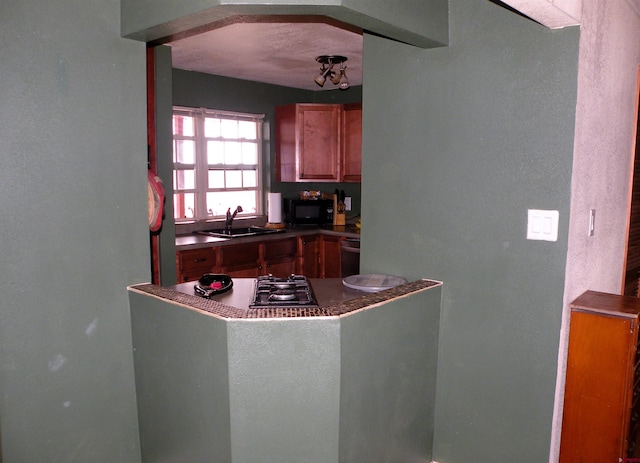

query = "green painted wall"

[129,284,441,462]
[129,292,231,462]
[339,286,441,462]
[153,47,178,286]
[226,319,341,463]
[1,0,584,460]
[360,2,579,462]
[0,1,148,461]
[121,0,448,48]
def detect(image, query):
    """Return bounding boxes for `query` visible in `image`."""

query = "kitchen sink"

[196,227,286,239]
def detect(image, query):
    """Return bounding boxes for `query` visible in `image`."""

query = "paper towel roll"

[267,192,282,223]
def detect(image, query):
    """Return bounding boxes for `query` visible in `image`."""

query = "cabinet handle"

[302,240,307,245]
[193,258,207,263]
[267,263,271,268]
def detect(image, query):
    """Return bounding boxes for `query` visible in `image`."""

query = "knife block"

[333,195,346,226]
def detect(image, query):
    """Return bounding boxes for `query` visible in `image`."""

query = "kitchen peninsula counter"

[129,277,439,319]
[128,277,442,463]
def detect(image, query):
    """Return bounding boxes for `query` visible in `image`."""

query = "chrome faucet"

[225,205,243,229]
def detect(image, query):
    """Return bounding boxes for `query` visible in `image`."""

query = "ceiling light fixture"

[315,55,349,90]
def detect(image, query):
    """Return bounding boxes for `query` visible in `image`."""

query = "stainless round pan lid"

[342,274,408,292]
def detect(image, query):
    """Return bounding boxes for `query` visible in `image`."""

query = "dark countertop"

[172,278,366,310]
[175,225,360,250]
[130,277,440,319]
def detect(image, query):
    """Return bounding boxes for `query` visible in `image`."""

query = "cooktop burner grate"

[250,274,319,308]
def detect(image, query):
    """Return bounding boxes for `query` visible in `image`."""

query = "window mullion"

[195,113,209,219]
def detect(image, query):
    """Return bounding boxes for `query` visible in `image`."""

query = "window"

[172,107,264,221]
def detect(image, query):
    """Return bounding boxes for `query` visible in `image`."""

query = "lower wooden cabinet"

[176,247,216,283]
[218,242,261,278]
[320,235,343,278]
[560,290,640,462]
[177,237,299,281]
[297,234,320,278]
[261,237,297,278]
[177,234,347,283]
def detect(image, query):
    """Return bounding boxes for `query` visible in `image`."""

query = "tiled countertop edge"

[128,279,441,319]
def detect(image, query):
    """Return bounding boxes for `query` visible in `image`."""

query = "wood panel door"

[176,248,215,283]
[320,235,343,278]
[298,105,341,181]
[298,234,320,278]
[218,242,261,277]
[262,238,297,278]
[560,311,636,461]
[341,102,362,183]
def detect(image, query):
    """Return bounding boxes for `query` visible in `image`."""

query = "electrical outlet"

[344,196,352,211]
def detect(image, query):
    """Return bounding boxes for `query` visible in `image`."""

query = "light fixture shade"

[338,68,350,90]
[314,55,349,90]
[315,64,334,87]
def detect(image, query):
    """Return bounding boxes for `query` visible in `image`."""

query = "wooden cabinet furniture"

[320,235,343,278]
[261,237,297,278]
[176,247,216,283]
[341,103,362,183]
[177,237,299,281]
[218,239,297,278]
[275,103,361,183]
[218,242,261,278]
[560,290,640,462]
[276,104,341,182]
[176,234,349,282]
[297,234,320,278]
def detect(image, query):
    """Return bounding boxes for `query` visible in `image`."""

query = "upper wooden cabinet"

[341,103,362,183]
[276,103,362,183]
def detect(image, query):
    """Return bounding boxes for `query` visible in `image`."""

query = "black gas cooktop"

[249,275,319,309]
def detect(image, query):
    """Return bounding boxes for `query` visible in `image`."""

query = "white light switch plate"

[344,197,352,211]
[527,209,559,242]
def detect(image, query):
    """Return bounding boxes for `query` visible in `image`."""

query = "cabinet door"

[297,234,319,278]
[320,235,343,278]
[263,237,297,278]
[275,104,297,182]
[298,105,341,181]
[276,104,341,182]
[176,248,215,282]
[342,103,362,183]
[560,311,637,462]
[218,242,261,278]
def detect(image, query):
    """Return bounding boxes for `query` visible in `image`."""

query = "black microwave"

[284,199,334,225]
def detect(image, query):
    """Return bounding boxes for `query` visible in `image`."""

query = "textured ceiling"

[169,22,363,91]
